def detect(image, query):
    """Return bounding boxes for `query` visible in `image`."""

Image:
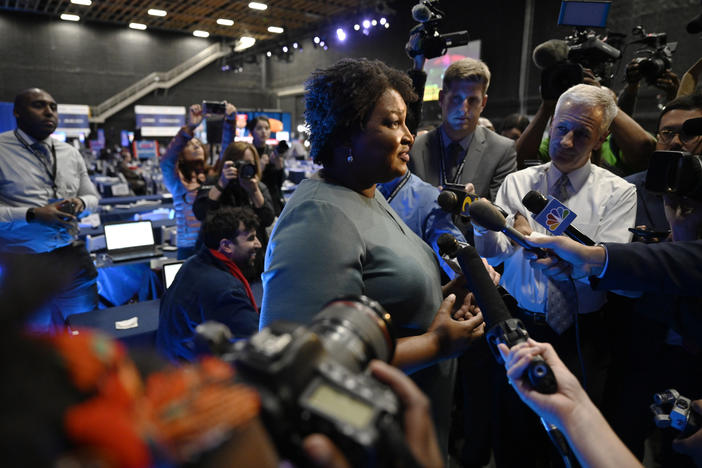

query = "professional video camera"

[533,1,623,99]
[195,296,420,467]
[406,0,470,60]
[645,150,702,202]
[630,25,677,85]
[651,389,700,437]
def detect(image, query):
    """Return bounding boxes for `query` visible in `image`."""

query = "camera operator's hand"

[187,104,204,130]
[224,101,237,120]
[524,234,606,280]
[428,293,485,358]
[219,161,238,188]
[672,399,702,467]
[582,68,601,87]
[663,194,702,242]
[654,70,680,102]
[406,29,426,71]
[625,60,643,86]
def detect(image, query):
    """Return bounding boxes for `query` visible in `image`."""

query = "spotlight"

[70,0,91,5]
[60,13,80,21]
[323,45,328,50]
[380,17,387,25]
[217,18,234,26]
[336,28,346,42]
[293,42,299,49]
[384,22,389,29]
[354,24,360,31]
[248,2,267,10]
[371,19,377,26]
[147,8,167,17]
[362,29,369,36]
[266,51,272,57]
[282,46,289,52]
[319,40,325,47]
[313,36,320,44]
[129,22,147,30]
[362,19,370,28]
[193,30,209,38]
[268,26,284,34]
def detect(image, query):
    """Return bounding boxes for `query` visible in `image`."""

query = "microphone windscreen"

[454,245,512,328]
[437,233,459,256]
[411,3,432,22]
[437,190,458,212]
[532,39,570,70]
[522,191,548,215]
[682,117,702,137]
[687,12,702,34]
[468,199,507,232]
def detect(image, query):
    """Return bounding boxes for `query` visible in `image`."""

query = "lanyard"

[385,170,411,203]
[437,131,467,186]
[15,129,58,197]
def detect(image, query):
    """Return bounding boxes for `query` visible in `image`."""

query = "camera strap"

[438,131,467,186]
[15,129,58,198]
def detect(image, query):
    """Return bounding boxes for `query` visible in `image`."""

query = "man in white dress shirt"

[473,83,636,467]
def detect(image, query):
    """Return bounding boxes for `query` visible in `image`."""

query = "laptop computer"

[162,261,184,289]
[104,220,163,263]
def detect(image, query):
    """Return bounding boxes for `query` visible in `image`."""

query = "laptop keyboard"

[109,248,161,263]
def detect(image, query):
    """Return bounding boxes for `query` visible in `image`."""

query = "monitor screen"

[558,1,611,28]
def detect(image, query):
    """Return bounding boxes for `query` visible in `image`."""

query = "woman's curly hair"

[304,58,417,165]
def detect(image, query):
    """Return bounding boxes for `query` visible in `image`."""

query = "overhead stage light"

[147,9,167,17]
[129,22,147,30]
[217,18,234,26]
[60,14,80,21]
[193,30,210,38]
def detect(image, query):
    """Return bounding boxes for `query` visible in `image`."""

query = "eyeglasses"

[657,128,701,145]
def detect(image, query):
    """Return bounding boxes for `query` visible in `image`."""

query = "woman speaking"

[261,58,484,454]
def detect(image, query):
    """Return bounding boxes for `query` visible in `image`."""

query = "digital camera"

[235,160,257,180]
[195,296,419,467]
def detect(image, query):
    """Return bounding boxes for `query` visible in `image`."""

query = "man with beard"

[157,206,261,361]
[0,88,100,330]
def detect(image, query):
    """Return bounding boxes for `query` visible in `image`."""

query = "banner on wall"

[135,105,185,137]
[56,104,91,137]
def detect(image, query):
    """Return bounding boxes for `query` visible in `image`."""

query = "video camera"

[630,25,677,85]
[651,389,700,438]
[533,1,623,99]
[195,296,420,467]
[406,0,470,60]
[645,150,702,202]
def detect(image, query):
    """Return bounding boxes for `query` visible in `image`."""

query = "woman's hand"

[224,101,237,119]
[219,161,238,188]
[187,104,204,130]
[428,294,485,358]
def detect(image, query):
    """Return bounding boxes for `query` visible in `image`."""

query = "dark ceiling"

[0,0,395,42]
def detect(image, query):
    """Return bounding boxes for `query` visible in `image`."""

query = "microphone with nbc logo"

[521,191,595,246]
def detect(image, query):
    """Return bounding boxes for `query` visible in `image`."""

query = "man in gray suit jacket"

[409,58,517,201]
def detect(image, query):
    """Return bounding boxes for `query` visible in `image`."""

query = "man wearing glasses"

[626,93,702,237]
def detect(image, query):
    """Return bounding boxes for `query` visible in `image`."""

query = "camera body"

[630,26,677,85]
[407,0,469,59]
[651,389,700,437]
[645,151,702,201]
[234,160,257,180]
[58,199,78,215]
[197,297,413,467]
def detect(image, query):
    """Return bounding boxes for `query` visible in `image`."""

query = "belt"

[515,307,547,325]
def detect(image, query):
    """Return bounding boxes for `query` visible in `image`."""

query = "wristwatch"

[26,207,36,223]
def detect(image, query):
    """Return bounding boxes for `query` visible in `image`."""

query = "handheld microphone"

[448,239,557,393]
[437,233,468,257]
[468,200,548,257]
[683,117,702,137]
[521,191,595,246]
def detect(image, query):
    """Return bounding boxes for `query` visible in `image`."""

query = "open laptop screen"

[163,262,184,289]
[104,220,155,251]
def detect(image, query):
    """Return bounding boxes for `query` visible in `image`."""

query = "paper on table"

[115,316,139,330]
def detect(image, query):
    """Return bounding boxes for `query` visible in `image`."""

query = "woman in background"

[248,115,285,215]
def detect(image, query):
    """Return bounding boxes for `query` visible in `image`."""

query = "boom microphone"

[450,241,557,393]
[683,117,702,137]
[468,200,548,257]
[532,39,570,70]
[521,191,595,246]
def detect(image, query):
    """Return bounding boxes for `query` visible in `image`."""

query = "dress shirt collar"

[16,127,52,147]
[440,125,474,153]
[547,160,591,195]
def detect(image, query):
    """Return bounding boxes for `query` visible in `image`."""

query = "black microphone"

[683,117,702,137]
[437,233,469,257]
[450,240,557,393]
[532,39,570,70]
[411,3,432,22]
[521,191,596,246]
[468,199,548,257]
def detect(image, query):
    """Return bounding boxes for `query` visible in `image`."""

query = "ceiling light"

[319,40,325,47]
[384,22,390,28]
[293,42,299,48]
[70,0,91,5]
[336,28,346,42]
[266,51,272,57]
[379,17,387,25]
[148,9,167,17]
[313,36,320,44]
[371,19,377,26]
[60,14,80,21]
[354,24,360,31]
[217,18,234,26]
[282,46,289,52]
[268,26,284,34]
[129,22,147,30]
[249,2,268,10]
[193,30,210,38]
[236,36,256,51]
[362,19,370,29]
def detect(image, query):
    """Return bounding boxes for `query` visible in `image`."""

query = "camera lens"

[309,296,395,373]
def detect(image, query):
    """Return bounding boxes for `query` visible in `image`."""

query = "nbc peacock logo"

[546,206,570,232]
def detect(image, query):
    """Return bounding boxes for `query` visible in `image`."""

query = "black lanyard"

[15,129,58,197]
[438,131,467,186]
[385,170,411,203]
